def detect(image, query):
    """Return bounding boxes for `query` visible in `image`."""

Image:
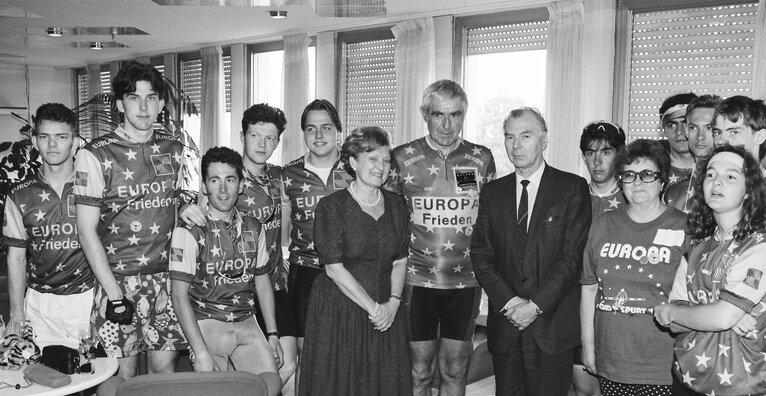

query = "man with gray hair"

[387,80,496,395]
[472,107,590,395]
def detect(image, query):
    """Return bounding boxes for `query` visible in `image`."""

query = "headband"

[661,104,688,125]
[708,152,745,170]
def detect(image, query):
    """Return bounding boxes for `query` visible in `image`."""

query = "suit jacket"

[471,164,591,355]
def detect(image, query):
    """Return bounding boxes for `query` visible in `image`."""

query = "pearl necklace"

[349,182,381,207]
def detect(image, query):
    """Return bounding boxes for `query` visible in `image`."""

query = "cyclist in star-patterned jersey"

[170,147,281,375]
[574,120,626,396]
[386,80,495,396]
[3,103,94,349]
[74,62,195,378]
[659,93,697,197]
[281,99,352,381]
[666,95,722,214]
[180,103,297,391]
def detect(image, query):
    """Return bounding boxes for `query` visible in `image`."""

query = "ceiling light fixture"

[91,42,104,50]
[269,10,287,19]
[46,27,63,37]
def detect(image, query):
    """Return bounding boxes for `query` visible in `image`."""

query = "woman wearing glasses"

[580,139,689,396]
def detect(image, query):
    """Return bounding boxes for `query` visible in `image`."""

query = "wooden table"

[0,357,118,395]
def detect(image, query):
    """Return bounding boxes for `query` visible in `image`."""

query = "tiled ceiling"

[0,0,535,68]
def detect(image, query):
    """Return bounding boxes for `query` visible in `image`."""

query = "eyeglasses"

[617,170,660,184]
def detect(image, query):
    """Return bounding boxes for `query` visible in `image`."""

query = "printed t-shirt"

[237,164,287,291]
[169,208,269,322]
[73,127,188,275]
[282,157,352,269]
[668,231,766,396]
[590,188,625,221]
[3,175,94,294]
[387,137,496,289]
[581,205,688,384]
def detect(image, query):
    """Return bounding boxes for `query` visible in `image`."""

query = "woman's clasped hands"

[368,298,400,332]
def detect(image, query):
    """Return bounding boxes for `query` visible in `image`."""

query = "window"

[100,69,112,94]
[338,29,397,137]
[623,2,757,139]
[249,42,316,165]
[178,50,232,148]
[76,69,88,106]
[457,10,549,177]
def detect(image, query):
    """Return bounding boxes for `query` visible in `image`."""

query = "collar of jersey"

[205,204,243,238]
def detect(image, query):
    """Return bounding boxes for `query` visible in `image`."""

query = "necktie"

[517,180,530,249]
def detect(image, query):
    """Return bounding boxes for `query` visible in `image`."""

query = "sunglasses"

[617,170,660,184]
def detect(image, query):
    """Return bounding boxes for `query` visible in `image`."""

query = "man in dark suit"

[471,107,591,396]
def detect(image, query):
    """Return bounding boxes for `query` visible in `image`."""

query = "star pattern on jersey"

[33,209,46,222]
[717,368,733,385]
[38,191,50,202]
[393,139,496,290]
[696,352,711,368]
[300,183,311,192]
[122,169,134,180]
[150,143,161,153]
[149,222,160,234]
[608,197,621,209]
[669,174,680,185]
[125,149,137,161]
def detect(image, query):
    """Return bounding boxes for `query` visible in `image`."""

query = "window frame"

[613,0,757,132]
[452,8,550,84]
[336,26,396,138]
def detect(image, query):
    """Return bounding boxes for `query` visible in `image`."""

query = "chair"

[97,370,282,396]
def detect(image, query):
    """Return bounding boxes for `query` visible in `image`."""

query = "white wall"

[0,65,73,143]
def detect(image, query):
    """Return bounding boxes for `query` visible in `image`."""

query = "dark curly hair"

[687,144,766,242]
[241,103,287,136]
[33,103,78,137]
[112,61,167,102]
[201,146,243,181]
[613,139,670,188]
[340,126,391,179]
[579,120,626,153]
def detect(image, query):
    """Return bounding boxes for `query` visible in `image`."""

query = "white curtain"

[85,63,104,138]
[86,63,102,99]
[753,0,766,100]
[200,46,224,152]
[579,0,616,176]
[392,17,435,147]
[283,33,311,162]
[545,0,585,174]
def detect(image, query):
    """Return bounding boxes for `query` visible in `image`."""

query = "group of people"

[3,58,766,396]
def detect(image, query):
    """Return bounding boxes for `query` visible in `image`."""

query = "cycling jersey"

[3,175,94,294]
[388,137,496,289]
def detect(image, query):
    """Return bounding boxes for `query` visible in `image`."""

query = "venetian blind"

[180,55,231,112]
[466,20,548,55]
[100,70,111,94]
[342,37,397,134]
[77,71,88,106]
[627,2,757,139]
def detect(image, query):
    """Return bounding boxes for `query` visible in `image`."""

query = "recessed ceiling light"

[46,27,63,37]
[269,10,287,19]
[91,42,104,50]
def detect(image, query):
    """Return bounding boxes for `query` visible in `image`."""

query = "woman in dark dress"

[298,126,412,396]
